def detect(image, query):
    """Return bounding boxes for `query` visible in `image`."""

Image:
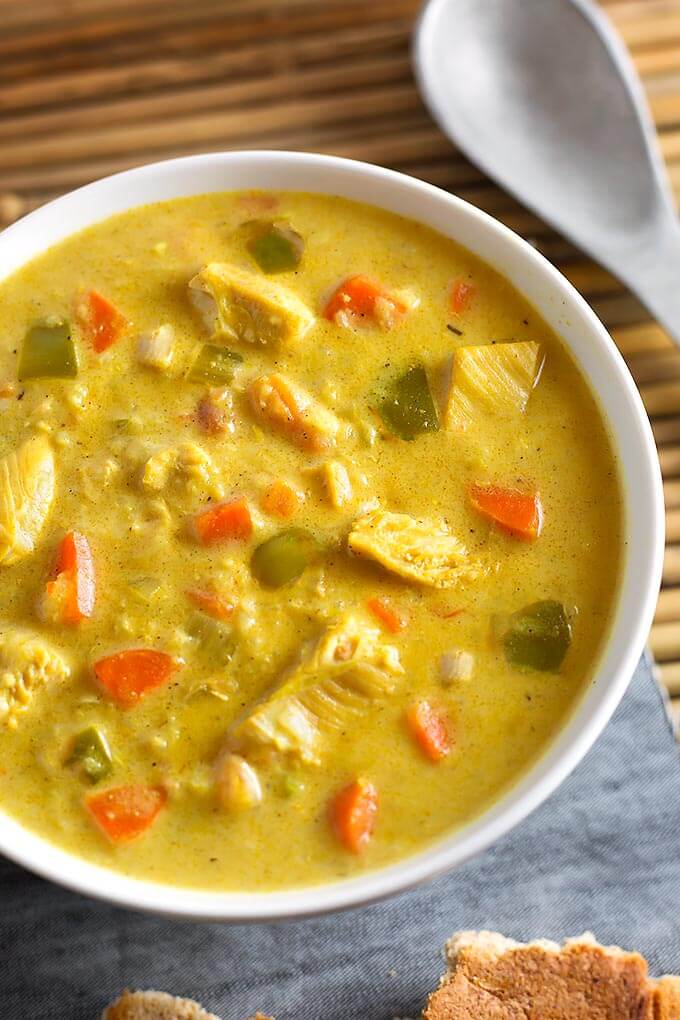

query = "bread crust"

[424,932,650,1020]
[102,989,222,1020]
[645,976,680,1020]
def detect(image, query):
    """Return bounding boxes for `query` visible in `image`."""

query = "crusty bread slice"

[102,990,223,1020]
[424,931,651,1019]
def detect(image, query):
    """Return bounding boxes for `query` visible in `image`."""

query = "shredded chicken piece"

[215,752,263,811]
[196,388,233,435]
[249,373,340,452]
[0,435,55,566]
[141,442,222,500]
[321,460,353,508]
[445,341,544,429]
[189,262,314,345]
[348,509,483,588]
[225,611,403,766]
[440,649,475,684]
[136,323,175,371]
[0,629,70,728]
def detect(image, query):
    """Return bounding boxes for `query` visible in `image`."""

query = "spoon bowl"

[415,0,680,342]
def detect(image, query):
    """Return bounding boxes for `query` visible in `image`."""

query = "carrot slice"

[185,587,235,621]
[329,778,378,854]
[44,530,95,624]
[261,480,302,520]
[86,784,166,844]
[192,499,253,545]
[449,279,475,314]
[366,596,409,634]
[79,290,127,353]
[323,275,408,328]
[94,649,179,708]
[469,484,543,540]
[405,700,451,762]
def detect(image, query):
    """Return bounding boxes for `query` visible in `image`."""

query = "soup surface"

[0,190,621,890]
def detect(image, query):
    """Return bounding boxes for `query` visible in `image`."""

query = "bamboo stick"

[659,446,680,476]
[627,347,680,385]
[659,661,680,697]
[634,45,680,77]
[612,322,673,356]
[0,112,450,196]
[640,381,680,417]
[659,130,680,161]
[649,621,680,661]
[605,1,680,18]
[663,545,680,584]
[614,12,680,49]
[664,479,680,508]
[652,416,680,444]
[649,91,680,128]
[0,21,412,115]
[590,293,650,329]
[0,1,419,63]
[560,261,620,295]
[655,586,680,623]
[0,51,414,142]
[664,509,680,543]
[0,2,419,84]
[0,84,424,172]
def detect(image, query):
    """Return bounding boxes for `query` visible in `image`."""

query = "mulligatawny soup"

[0,190,621,890]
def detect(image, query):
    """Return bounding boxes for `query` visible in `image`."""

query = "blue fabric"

[1,655,678,1020]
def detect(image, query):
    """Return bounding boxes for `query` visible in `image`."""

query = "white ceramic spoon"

[414,0,680,343]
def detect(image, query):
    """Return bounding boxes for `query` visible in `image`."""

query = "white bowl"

[0,151,664,920]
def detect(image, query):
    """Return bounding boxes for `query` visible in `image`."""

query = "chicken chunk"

[321,461,353,508]
[141,442,222,501]
[189,262,315,346]
[227,611,403,766]
[0,435,55,566]
[249,373,341,452]
[0,628,70,728]
[348,509,482,588]
[136,323,174,371]
[445,341,544,429]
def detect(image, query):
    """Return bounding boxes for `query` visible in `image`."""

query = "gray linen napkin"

[1,654,678,1020]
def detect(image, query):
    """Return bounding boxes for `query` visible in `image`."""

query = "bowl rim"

[0,149,664,921]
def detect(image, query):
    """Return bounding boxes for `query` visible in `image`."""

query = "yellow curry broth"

[0,191,621,889]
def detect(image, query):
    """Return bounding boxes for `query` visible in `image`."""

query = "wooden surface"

[2,0,680,712]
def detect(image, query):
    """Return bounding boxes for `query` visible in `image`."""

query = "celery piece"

[66,726,113,784]
[247,222,304,274]
[379,364,439,441]
[188,344,243,385]
[18,321,78,380]
[503,600,571,672]
[250,528,320,589]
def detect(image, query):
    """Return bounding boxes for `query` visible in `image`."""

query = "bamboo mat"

[2,0,680,713]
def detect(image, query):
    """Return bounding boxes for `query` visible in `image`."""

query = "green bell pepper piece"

[18,321,78,380]
[127,577,162,603]
[187,612,236,667]
[188,344,243,385]
[247,222,303,274]
[66,726,113,784]
[275,772,305,798]
[503,600,572,672]
[250,528,320,588]
[379,364,439,440]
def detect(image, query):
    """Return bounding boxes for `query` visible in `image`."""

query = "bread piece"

[424,931,650,1019]
[646,976,680,1019]
[102,989,222,1020]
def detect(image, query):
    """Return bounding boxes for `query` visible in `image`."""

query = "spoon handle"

[621,220,680,348]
